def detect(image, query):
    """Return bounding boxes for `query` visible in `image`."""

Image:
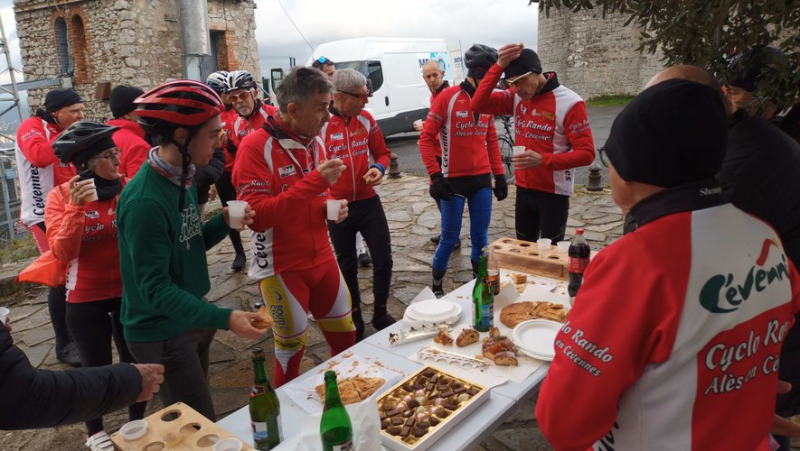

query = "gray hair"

[276,67,333,113]
[422,60,443,72]
[333,69,367,93]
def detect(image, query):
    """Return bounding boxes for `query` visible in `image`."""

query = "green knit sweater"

[118,162,232,342]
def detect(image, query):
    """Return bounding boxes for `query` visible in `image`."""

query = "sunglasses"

[597,146,609,167]
[229,90,253,102]
[339,90,371,101]
[507,71,533,88]
[95,149,121,161]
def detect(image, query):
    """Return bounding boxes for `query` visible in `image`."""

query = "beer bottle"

[568,228,591,298]
[486,246,501,296]
[320,370,354,451]
[471,247,494,332]
[250,347,282,450]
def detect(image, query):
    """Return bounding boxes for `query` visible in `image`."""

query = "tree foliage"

[533,0,799,109]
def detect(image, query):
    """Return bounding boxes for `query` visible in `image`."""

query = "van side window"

[367,61,384,92]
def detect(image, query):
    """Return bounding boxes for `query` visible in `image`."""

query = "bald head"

[422,60,443,72]
[646,65,730,116]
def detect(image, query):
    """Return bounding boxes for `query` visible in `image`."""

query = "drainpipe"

[177,0,211,81]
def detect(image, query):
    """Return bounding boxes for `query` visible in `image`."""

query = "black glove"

[494,175,508,201]
[429,172,454,201]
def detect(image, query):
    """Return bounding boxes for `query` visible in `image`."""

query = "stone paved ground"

[0,175,625,450]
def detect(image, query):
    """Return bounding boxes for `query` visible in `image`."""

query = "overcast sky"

[254,0,539,70]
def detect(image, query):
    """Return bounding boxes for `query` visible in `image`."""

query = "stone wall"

[13,0,260,121]
[537,8,663,100]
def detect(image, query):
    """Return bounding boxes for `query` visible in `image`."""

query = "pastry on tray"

[481,331,519,366]
[315,376,385,404]
[499,301,568,328]
[433,329,454,345]
[456,328,479,347]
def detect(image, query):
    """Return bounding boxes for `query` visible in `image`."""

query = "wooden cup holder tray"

[489,237,595,280]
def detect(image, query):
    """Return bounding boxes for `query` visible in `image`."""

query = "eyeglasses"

[95,150,121,161]
[597,146,609,167]
[507,72,533,88]
[338,90,371,101]
[229,90,253,103]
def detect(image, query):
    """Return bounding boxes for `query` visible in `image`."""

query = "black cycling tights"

[515,187,570,243]
[65,298,146,435]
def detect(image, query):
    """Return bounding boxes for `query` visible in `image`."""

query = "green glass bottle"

[250,347,282,450]
[472,247,494,332]
[320,370,354,451]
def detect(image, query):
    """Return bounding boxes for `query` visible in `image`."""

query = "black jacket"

[719,110,800,416]
[193,148,226,204]
[0,322,142,430]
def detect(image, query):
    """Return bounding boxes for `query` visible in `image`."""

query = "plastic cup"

[557,241,571,254]
[513,145,526,156]
[327,199,343,221]
[84,179,98,203]
[214,438,243,451]
[0,307,8,326]
[119,419,148,441]
[226,200,248,229]
[537,238,552,252]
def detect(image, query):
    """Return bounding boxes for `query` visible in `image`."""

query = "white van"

[308,37,462,136]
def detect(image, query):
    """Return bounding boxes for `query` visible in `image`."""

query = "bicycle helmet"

[206,70,229,94]
[464,44,498,79]
[134,80,224,210]
[53,121,119,170]
[225,70,257,93]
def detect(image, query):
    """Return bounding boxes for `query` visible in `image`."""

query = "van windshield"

[334,60,384,93]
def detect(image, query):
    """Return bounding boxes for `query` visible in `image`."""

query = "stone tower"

[13,0,261,119]
[537,8,663,100]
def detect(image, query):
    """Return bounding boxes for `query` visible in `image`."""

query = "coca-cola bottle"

[568,229,591,298]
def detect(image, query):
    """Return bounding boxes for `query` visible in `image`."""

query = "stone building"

[13,0,260,120]
[537,8,663,100]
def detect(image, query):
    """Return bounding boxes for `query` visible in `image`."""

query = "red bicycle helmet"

[134,79,223,129]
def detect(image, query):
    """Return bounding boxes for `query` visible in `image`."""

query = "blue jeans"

[433,188,492,271]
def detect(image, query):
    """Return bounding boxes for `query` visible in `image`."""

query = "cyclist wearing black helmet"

[471,43,595,244]
[419,44,507,296]
[31,121,145,450]
[116,80,265,420]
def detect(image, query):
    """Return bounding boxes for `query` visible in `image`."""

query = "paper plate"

[406,299,460,322]
[512,319,562,361]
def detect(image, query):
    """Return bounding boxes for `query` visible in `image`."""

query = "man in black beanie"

[536,79,800,450]
[14,87,85,367]
[107,85,150,178]
[471,44,595,243]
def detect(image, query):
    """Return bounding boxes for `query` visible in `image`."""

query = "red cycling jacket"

[471,64,595,195]
[428,81,449,158]
[107,118,150,178]
[319,108,391,201]
[15,115,76,228]
[537,182,800,450]
[420,83,504,179]
[225,101,278,172]
[45,180,127,303]
[232,116,333,280]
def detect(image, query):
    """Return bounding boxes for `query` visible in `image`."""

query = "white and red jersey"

[419,83,504,179]
[232,116,333,280]
[536,182,800,451]
[107,118,149,178]
[225,101,278,172]
[471,65,595,195]
[15,115,76,228]
[428,81,449,158]
[45,182,124,303]
[319,108,391,201]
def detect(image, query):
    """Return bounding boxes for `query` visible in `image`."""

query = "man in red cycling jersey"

[107,85,150,178]
[321,68,396,340]
[15,88,84,367]
[471,44,595,243]
[233,67,356,387]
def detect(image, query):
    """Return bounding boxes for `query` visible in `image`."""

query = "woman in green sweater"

[117,80,265,420]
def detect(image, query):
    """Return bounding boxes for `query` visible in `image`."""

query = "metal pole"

[0,13,25,121]
[0,159,13,242]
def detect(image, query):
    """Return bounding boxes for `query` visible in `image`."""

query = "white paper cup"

[84,179,98,203]
[513,145,526,156]
[226,200,248,229]
[537,238,552,252]
[0,307,8,326]
[557,241,571,254]
[326,199,343,221]
[119,419,148,441]
[214,438,243,451]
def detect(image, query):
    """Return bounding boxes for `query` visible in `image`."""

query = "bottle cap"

[576,228,585,235]
[252,347,264,357]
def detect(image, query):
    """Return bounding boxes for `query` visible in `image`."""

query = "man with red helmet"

[117,80,265,420]
[233,67,356,387]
